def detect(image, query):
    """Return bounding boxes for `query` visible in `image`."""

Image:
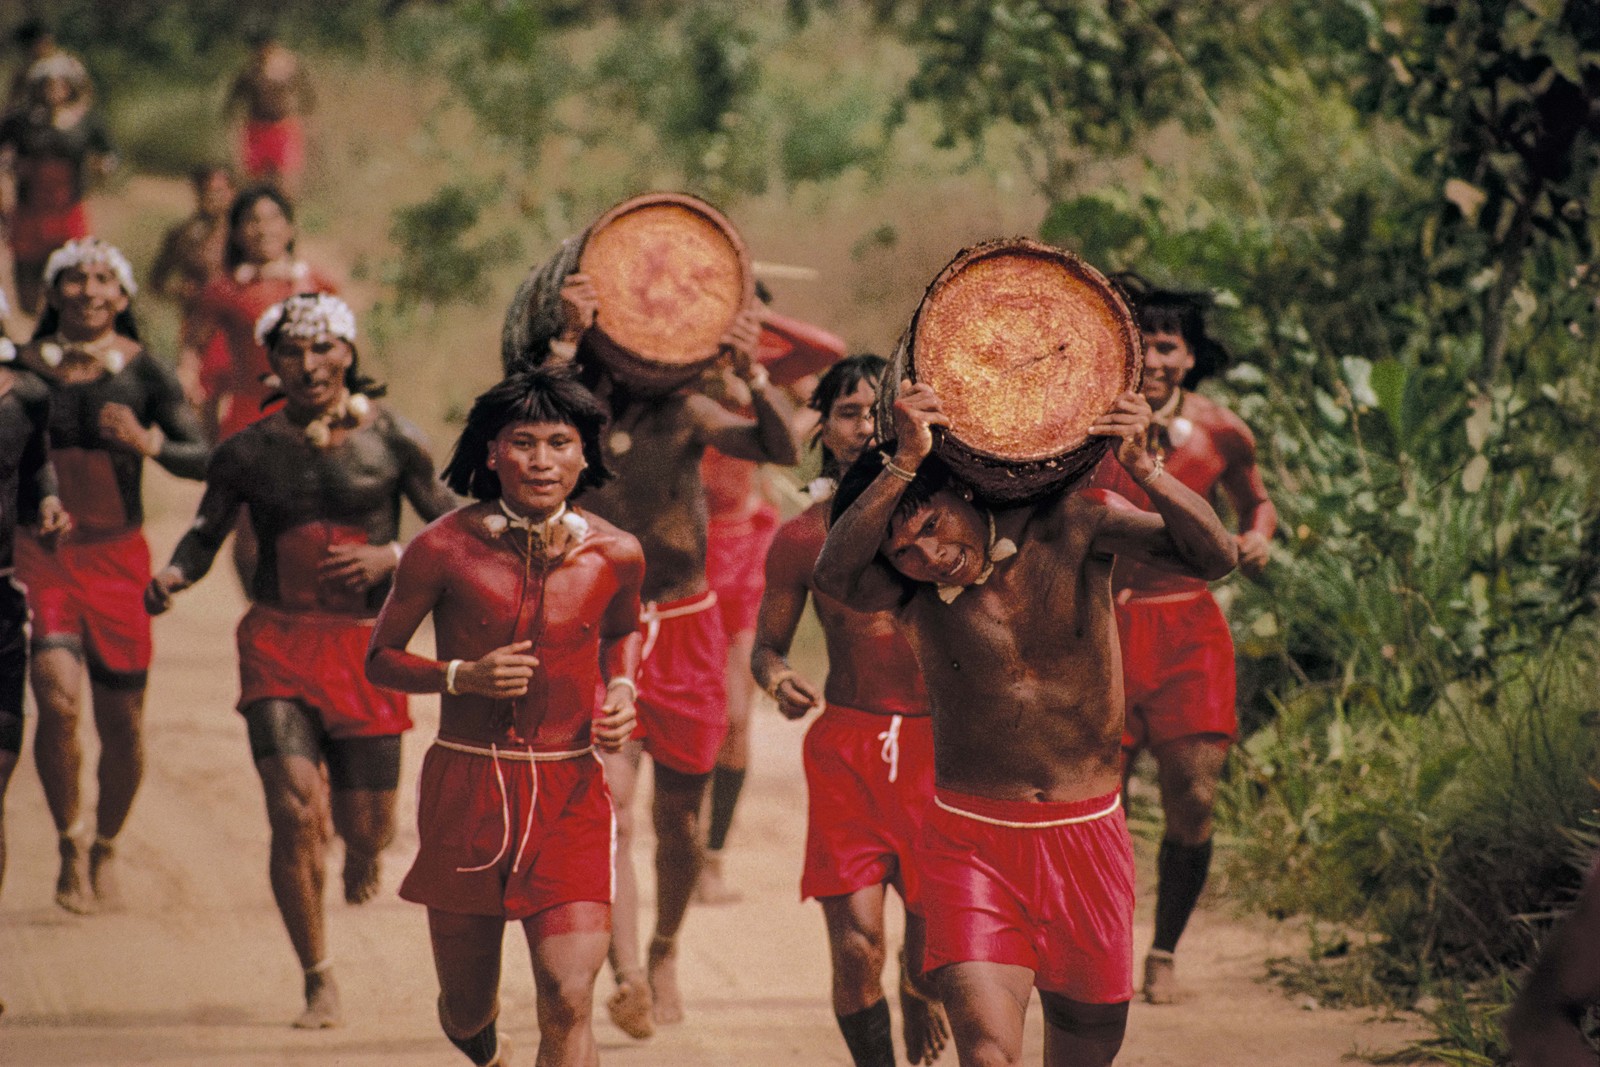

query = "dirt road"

[0,471,1430,1066]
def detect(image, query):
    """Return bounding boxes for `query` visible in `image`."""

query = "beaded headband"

[43,238,137,297]
[254,293,357,347]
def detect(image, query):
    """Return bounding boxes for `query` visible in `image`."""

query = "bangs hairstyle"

[830,449,955,601]
[809,353,887,476]
[225,185,296,271]
[829,449,954,536]
[443,366,614,501]
[1112,271,1231,388]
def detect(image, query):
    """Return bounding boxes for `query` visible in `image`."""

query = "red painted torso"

[423,507,629,750]
[774,503,929,716]
[1099,393,1255,596]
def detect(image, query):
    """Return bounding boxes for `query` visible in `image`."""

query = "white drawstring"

[877,714,903,783]
[455,744,511,873]
[933,792,1123,828]
[512,749,538,874]
[435,739,594,874]
[639,591,720,661]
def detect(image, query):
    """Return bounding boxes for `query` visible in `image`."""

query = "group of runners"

[0,25,1299,1067]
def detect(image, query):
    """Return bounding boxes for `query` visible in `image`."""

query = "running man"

[146,293,455,1028]
[752,354,948,1066]
[502,266,801,1034]
[150,164,236,438]
[0,303,70,905]
[1102,276,1277,1004]
[698,303,848,906]
[225,31,315,195]
[0,55,113,314]
[13,239,208,914]
[816,381,1237,1067]
[180,185,338,443]
[367,366,644,1067]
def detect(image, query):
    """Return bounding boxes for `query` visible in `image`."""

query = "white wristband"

[606,676,637,701]
[445,659,464,696]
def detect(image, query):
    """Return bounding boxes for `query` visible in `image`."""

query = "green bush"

[103,75,224,178]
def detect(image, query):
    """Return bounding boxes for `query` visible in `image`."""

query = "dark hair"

[809,353,887,477]
[15,21,49,49]
[830,449,954,533]
[1112,271,1230,387]
[829,449,956,601]
[443,366,614,501]
[225,185,296,271]
[190,162,234,189]
[259,293,384,406]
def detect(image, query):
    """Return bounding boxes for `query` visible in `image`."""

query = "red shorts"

[401,741,614,923]
[236,605,411,738]
[1117,590,1237,751]
[801,706,934,908]
[632,591,728,775]
[9,202,90,265]
[15,527,151,681]
[919,789,1134,1004]
[706,503,780,639]
[241,117,306,180]
[197,332,232,401]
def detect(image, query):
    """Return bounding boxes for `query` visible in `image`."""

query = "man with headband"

[0,288,70,918]
[12,238,207,914]
[502,264,801,1034]
[367,366,644,1067]
[147,292,456,1029]
[752,355,949,1067]
[817,380,1237,1067]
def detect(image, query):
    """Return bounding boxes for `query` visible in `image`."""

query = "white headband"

[43,238,137,297]
[254,293,357,347]
[26,53,89,87]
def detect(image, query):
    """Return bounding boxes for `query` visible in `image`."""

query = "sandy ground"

[0,471,1437,1066]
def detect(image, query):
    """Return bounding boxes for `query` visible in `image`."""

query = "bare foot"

[88,838,125,912]
[342,849,380,905]
[293,967,343,1029]
[647,935,684,1026]
[606,972,655,1039]
[54,835,92,915]
[900,950,950,1064]
[693,850,742,905]
[1142,950,1183,1005]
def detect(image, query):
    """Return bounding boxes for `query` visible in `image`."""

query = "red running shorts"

[706,502,781,639]
[401,741,614,924]
[630,591,728,776]
[1117,590,1237,752]
[241,117,306,181]
[15,527,151,681]
[236,604,411,738]
[801,705,934,908]
[919,788,1135,1004]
